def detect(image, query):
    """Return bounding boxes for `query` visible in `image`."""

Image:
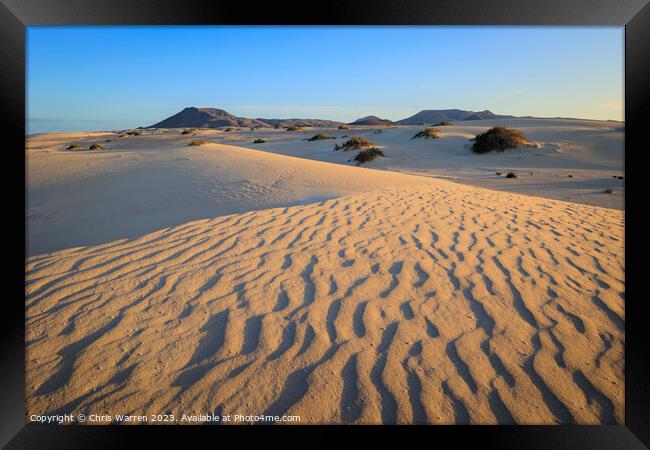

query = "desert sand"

[25,119,624,424]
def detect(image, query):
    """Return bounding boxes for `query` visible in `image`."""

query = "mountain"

[396,109,515,125]
[348,115,395,126]
[148,107,342,129]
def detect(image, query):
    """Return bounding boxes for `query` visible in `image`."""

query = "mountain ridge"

[147,107,518,129]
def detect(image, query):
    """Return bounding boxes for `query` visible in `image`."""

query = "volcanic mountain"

[396,109,515,125]
[348,115,395,126]
[148,107,342,129]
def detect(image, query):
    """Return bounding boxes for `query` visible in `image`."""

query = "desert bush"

[123,130,142,136]
[285,125,303,131]
[374,129,383,134]
[66,144,83,150]
[411,127,441,140]
[305,133,336,141]
[224,127,238,132]
[433,121,452,126]
[89,144,104,150]
[604,187,614,194]
[505,172,517,178]
[105,139,113,142]
[496,172,502,176]
[253,138,265,143]
[181,129,195,135]
[471,126,528,154]
[188,140,209,146]
[335,136,374,151]
[354,148,385,164]
[338,124,350,130]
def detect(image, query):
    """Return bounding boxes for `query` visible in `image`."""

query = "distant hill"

[396,109,515,125]
[148,107,343,129]
[348,115,395,126]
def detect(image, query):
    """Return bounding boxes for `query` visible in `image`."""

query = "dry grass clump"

[66,144,83,150]
[505,172,517,178]
[253,138,266,144]
[88,144,104,150]
[223,127,239,132]
[433,121,452,126]
[411,127,441,140]
[354,147,385,164]
[334,136,374,151]
[338,124,350,130]
[124,130,142,136]
[188,140,210,146]
[181,129,196,135]
[305,133,336,141]
[285,125,303,131]
[471,126,528,154]
[105,139,113,142]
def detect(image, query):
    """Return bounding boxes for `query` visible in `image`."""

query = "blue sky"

[27,26,624,133]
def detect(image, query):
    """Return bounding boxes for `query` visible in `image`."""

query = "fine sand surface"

[26,180,624,424]
[26,119,624,424]
[27,118,623,255]
[26,132,430,256]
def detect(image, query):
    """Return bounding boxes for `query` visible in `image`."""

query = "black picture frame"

[2,0,648,448]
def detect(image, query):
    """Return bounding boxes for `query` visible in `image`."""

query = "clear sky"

[27,26,624,133]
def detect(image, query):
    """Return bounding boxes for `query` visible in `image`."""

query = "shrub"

[411,127,441,140]
[253,138,265,143]
[354,148,385,164]
[181,129,195,135]
[604,187,614,194]
[188,140,209,146]
[495,172,502,176]
[305,133,336,141]
[335,136,374,151]
[123,130,142,136]
[105,139,113,142]
[374,129,383,134]
[433,121,452,126]
[617,176,624,180]
[224,127,238,132]
[285,125,303,131]
[568,174,573,178]
[505,172,517,178]
[66,144,83,150]
[89,144,104,150]
[471,126,528,154]
[338,124,350,130]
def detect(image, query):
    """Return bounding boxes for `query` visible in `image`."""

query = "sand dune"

[26,179,624,424]
[26,135,430,255]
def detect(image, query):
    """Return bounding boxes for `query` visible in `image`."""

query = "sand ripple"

[26,180,624,424]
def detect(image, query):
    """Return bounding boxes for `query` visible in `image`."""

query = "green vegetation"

[334,136,374,151]
[470,126,528,154]
[354,148,385,164]
[411,127,441,140]
[305,133,336,141]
